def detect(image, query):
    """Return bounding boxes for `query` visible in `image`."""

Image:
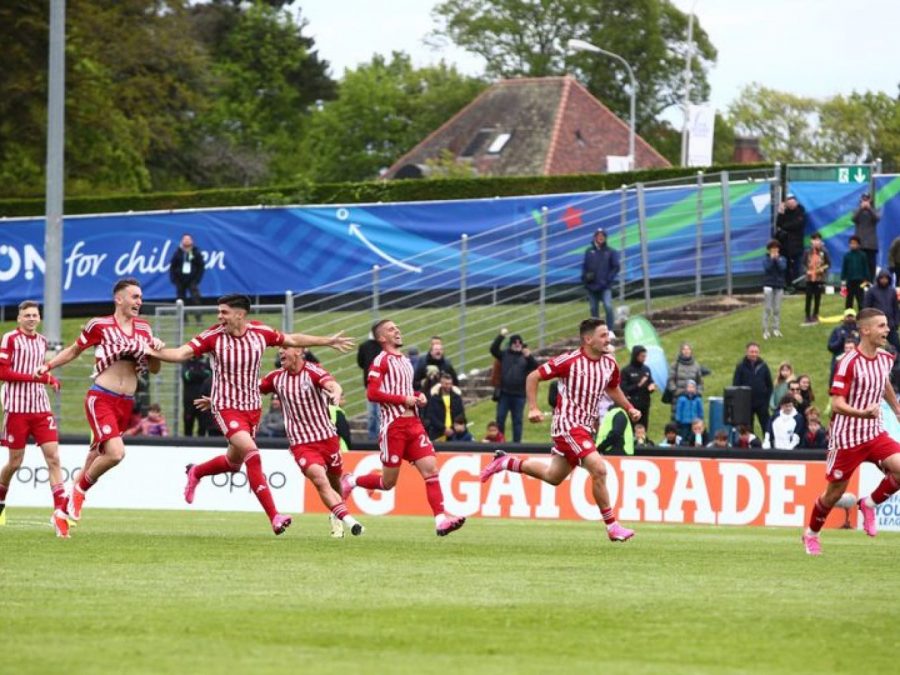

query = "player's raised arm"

[36,341,84,377]
[146,343,196,364]
[283,331,355,353]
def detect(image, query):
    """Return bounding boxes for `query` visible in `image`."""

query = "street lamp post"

[567,38,637,170]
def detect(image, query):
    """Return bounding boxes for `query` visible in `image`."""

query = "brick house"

[384,75,670,179]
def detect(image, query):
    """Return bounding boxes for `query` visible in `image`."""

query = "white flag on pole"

[687,103,715,167]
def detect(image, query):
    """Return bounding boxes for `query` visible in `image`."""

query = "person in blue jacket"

[582,228,620,328]
[674,379,704,440]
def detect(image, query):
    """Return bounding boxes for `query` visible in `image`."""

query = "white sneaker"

[763,331,770,340]
[773,329,783,338]
[329,514,344,539]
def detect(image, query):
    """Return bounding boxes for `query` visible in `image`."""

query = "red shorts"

[291,436,342,476]
[85,389,134,451]
[379,415,435,468]
[213,408,261,439]
[551,427,598,467]
[2,411,58,450]
[825,432,900,482]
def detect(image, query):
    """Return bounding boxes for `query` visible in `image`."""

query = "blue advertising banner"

[0,182,779,304]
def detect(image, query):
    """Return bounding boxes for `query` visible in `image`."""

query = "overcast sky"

[299,0,900,118]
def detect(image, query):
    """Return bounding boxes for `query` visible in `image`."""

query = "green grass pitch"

[2,509,897,674]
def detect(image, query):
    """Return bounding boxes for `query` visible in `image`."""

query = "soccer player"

[481,318,641,542]
[0,301,66,536]
[37,278,161,526]
[340,319,466,536]
[146,293,353,535]
[802,307,900,555]
[259,345,364,537]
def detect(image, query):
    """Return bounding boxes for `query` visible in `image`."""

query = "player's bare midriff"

[94,358,139,396]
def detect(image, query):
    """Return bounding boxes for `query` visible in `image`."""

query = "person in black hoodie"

[732,342,773,437]
[582,228,620,327]
[490,331,538,442]
[356,332,383,440]
[620,345,656,429]
[775,193,806,289]
[863,270,900,350]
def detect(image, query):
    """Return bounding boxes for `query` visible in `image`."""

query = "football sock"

[50,482,66,511]
[808,497,832,534]
[503,456,523,472]
[0,483,8,501]
[330,502,349,520]
[77,471,96,493]
[600,508,617,526]
[355,473,385,491]
[243,451,278,521]
[424,475,444,517]
[868,474,900,505]
[194,454,240,479]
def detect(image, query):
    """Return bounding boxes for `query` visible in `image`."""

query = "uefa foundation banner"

[4,445,861,531]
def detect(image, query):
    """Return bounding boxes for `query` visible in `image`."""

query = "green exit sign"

[787,164,871,183]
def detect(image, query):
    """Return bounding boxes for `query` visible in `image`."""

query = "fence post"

[721,171,733,296]
[695,171,704,297]
[619,185,627,303]
[539,207,548,351]
[459,234,468,372]
[636,183,652,314]
[173,299,185,436]
[371,265,380,322]
[771,161,782,234]
[283,290,294,334]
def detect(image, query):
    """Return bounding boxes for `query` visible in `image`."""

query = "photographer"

[775,193,806,290]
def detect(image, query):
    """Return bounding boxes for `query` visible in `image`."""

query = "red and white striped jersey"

[538,348,621,437]
[0,329,51,413]
[368,351,414,431]
[77,315,155,379]
[260,363,336,445]
[190,321,284,411]
[829,347,894,450]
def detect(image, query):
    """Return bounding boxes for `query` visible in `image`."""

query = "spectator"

[775,193,806,289]
[680,418,709,448]
[761,239,787,339]
[406,346,421,373]
[259,396,286,438]
[658,422,682,448]
[734,424,762,449]
[802,407,828,449]
[770,361,795,411]
[581,227,620,327]
[708,428,730,449]
[330,400,352,452]
[888,234,900,286]
[356,332,382,440]
[446,415,474,442]
[413,336,459,391]
[423,372,466,441]
[786,380,807,418]
[841,235,870,312]
[482,420,505,444]
[421,364,443,396]
[763,394,805,450]
[126,403,169,437]
[802,232,831,324]
[732,342,773,437]
[864,270,900,350]
[827,308,860,379]
[674,380,704,440]
[852,192,880,282]
[182,354,212,437]
[596,405,634,456]
[489,330,538,443]
[168,233,205,322]
[665,342,705,418]
[620,345,656,429]
[633,423,654,448]
[795,374,815,416]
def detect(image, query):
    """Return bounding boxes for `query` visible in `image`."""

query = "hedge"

[0,163,772,218]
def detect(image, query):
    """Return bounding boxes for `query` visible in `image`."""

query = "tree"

[430,0,717,130]
[817,90,899,165]
[301,53,486,183]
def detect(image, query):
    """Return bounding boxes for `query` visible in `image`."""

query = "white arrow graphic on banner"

[751,193,771,214]
[348,223,422,273]
[854,167,867,183]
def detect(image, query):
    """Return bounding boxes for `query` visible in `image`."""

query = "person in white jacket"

[763,395,806,449]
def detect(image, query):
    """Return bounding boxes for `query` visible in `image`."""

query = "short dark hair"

[746,341,760,349]
[18,300,39,312]
[579,318,605,338]
[440,370,453,380]
[664,422,678,434]
[858,307,885,323]
[453,415,467,425]
[810,232,822,240]
[487,420,499,429]
[113,277,141,295]
[849,235,861,244]
[766,239,781,250]
[372,319,392,340]
[217,294,251,312]
[779,394,796,407]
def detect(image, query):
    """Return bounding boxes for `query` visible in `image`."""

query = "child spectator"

[633,423,654,448]
[802,232,830,324]
[680,418,709,448]
[658,422,682,447]
[734,424,762,449]
[841,235,870,312]
[447,415,474,442]
[802,409,828,449]
[708,428,730,449]
[763,394,805,449]
[126,403,169,437]
[675,379,704,440]
[482,420,505,444]
[762,239,787,339]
